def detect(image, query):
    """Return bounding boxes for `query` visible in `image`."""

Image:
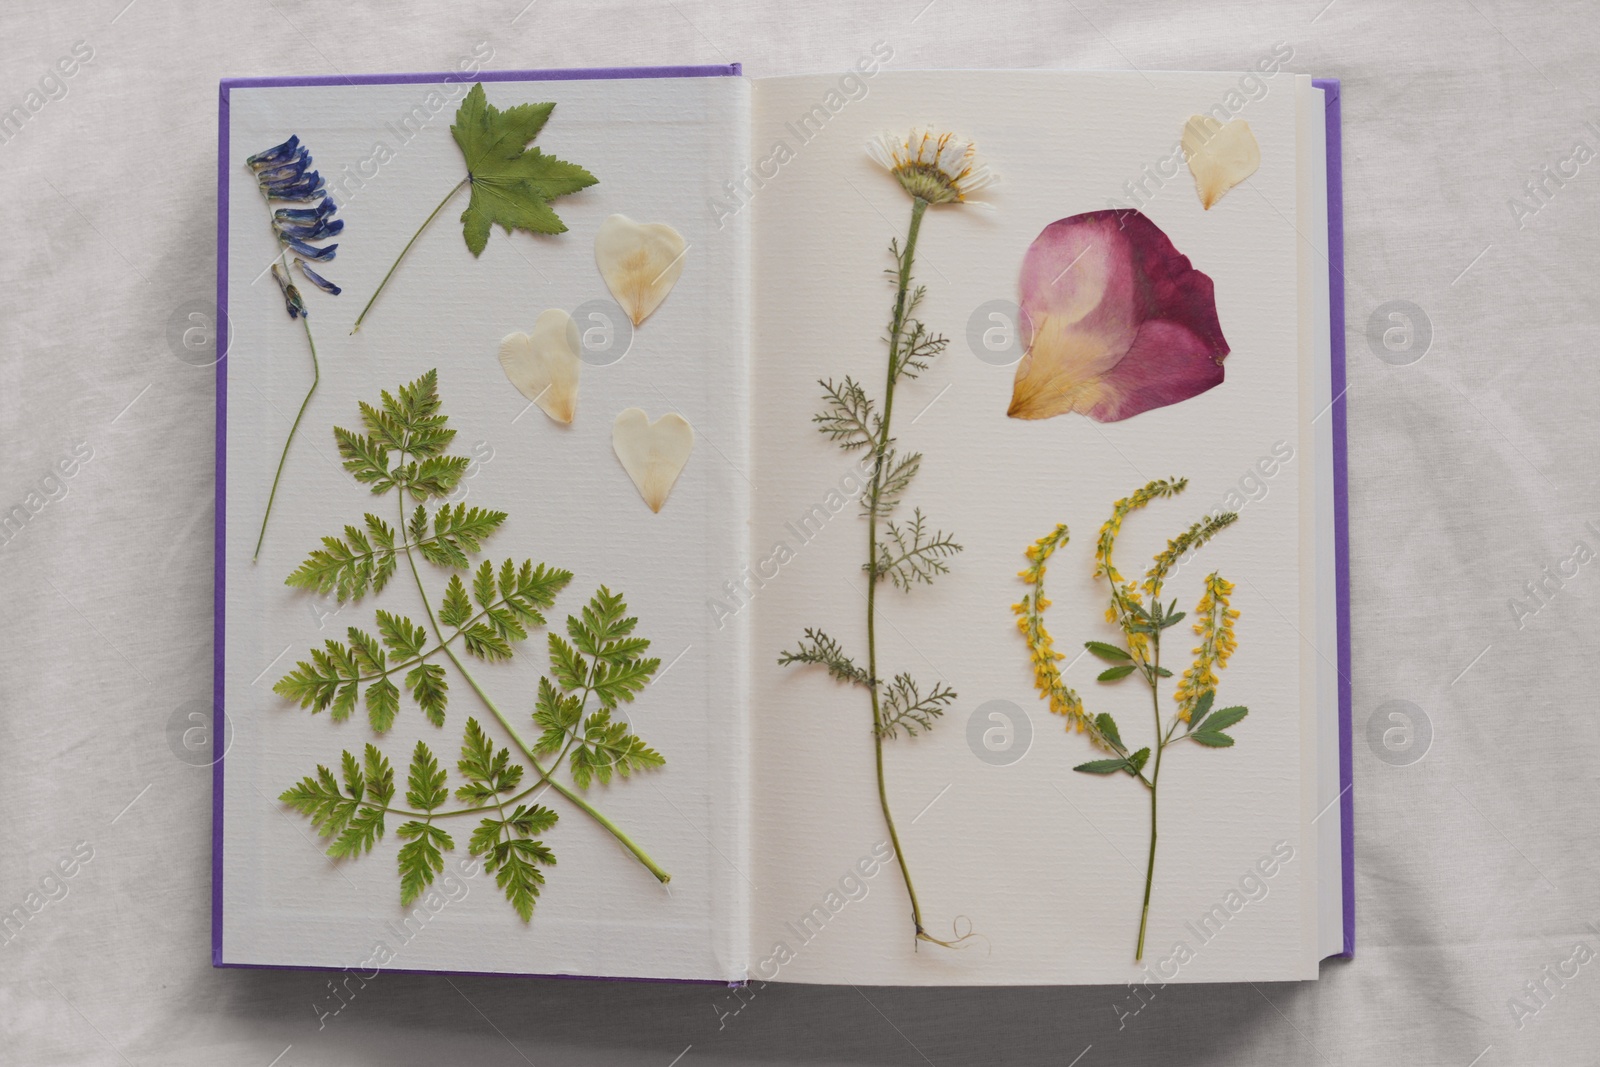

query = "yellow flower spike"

[1174,570,1238,721]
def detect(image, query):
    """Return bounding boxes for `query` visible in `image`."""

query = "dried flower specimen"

[275,371,667,920]
[1182,116,1260,209]
[611,408,693,513]
[1006,211,1228,423]
[247,135,345,561]
[499,309,582,424]
[595,214,688,326]
[780,127,987,949]
[352,84,597,333]
[1014,478,1248,960]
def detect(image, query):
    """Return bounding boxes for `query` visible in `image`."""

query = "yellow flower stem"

[1136,627,1164,962]
[867,195,933,945]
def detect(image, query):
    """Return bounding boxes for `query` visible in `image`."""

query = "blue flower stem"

[253,311,319,562]
[350,177,468,334]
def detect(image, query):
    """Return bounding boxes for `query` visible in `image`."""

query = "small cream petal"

[594,214,687,327]
[1182,116,1261,210]
[611,408,694,513]
[498,309,581,424]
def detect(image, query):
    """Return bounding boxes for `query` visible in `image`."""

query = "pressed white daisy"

[866,127,996,205]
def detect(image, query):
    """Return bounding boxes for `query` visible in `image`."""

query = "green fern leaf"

[396,821,453,905]
[405,741,448,811]
[375,610,427,660]
[469,803,559,921]
[366,677,400,733]
[532,676,582,755]
[440,575,472,627]
[569,708,664,789]
[406,662,448,726]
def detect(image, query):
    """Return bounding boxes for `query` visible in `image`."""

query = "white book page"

[747,70,1314,984]
[1292,78,1346,960]
[221,74,750,981]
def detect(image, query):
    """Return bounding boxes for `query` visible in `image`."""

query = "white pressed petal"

[864,134,896,170]
[594,214,688,327]
[498,309,581,424]
[611,408,694,514]
[867,127,994,204]
[1181,116,1261,210]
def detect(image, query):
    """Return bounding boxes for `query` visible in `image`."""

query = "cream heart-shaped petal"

[595,214,687,326]
[498,309,581,424]
[612,408,693,513]
[1182,116,1261,209]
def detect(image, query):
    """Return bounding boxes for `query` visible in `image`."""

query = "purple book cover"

[215,67,1351,979]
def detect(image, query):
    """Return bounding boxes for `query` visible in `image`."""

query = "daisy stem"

[868,196,932,944]
[351,177,469,334]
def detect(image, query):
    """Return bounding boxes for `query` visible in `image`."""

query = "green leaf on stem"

[1074,758,1130,775]
[1085,640,1131,662]
[450,83,598,256]
[406,663,449,726]
[1097,664,1137,682]
[470,804,558,921]
[778,628,869,687]
[396,821,453,905]
[1094,712,1125,752]
[440,575,472,628]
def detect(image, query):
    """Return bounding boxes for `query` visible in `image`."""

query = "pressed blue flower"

[273,198,337,224]
[270,264,307,319]
[249,136,326,202]
[251,135,344,563]
[250,137,344,304]
[295,258,341,296]
[247,134,300,168]
[274,215,344,242]
[281,235,339,262]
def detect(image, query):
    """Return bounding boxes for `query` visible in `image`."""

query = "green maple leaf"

[450,83,598,257]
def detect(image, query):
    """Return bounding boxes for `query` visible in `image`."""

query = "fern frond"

[569,709,665,788]
[470,805,557,921]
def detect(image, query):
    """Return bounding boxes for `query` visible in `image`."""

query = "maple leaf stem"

[351,177,469,334]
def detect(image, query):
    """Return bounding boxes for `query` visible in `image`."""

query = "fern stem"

[395,492,670,884]
[351,178,468,334]
[254,311,319,562]
[868,196,931,943]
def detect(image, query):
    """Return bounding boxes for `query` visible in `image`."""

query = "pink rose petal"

[1007,210,1229,423]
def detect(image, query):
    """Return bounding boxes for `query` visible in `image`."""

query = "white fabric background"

[2,1,1594,1064]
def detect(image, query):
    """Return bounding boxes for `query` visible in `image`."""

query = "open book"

[214,60,1350,988]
